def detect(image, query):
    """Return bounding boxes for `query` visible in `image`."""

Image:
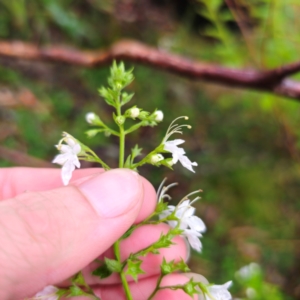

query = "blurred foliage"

[0,0,299,299]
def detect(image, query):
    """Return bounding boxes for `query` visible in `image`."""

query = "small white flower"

[85,112,97,124]
[207,281,232,300]
[154,110,164,122]
[129,107,140,118]
[34,285,59,300]
[52,133,81,185]
[150,153,164,164]
[236,263,261,281]
[160,199,206,252]
[164,139,198,172]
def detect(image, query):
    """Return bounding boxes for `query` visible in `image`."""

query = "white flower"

[207,281,232,300]
[154,110,164,122]
[164,139,198,172]
[129,107,140,118]
[150,153,164,164]
[34,285,59,300]
[160,199,206,252]
[85,112,97,124]
[52,133,81,185]
[236,263,260,281]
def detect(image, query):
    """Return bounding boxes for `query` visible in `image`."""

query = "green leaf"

[161,258,175,275]
[98,86,116,107]
[92,263,112,279]
[155,201,169,213]
[131,145,143,162]
[85,129,104,138]
[69,285,85,296]
[183,279,200,297]
[104,257,122,273]
[152,233,174,249]
[124,154,132,168]
[125,259,145,282]
[121,92,134,106]
[72,271,86,286]
[175,258,190,273]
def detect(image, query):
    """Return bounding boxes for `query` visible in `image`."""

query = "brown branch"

[0,146,52,168]
[1,39,300,99]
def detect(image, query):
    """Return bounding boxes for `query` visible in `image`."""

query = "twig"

[1,39,300,99]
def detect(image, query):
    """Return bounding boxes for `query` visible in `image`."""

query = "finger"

[0,169,151,299]
[82,223,188,285]
[92,273,207,300]
[0,167,104,200]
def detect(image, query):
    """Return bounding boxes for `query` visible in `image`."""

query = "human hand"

[0,168,206,300]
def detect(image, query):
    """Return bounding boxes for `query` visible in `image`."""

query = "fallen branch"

[1,39,300,100]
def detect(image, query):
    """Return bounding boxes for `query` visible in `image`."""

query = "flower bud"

[115,116,125,126]
[150,154,164,164]
[85,112,97,124]
[129,107,140,118]
[154,110,164,122]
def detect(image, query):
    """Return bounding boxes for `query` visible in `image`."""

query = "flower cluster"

[47,62,233,300]
[159,199,206,252]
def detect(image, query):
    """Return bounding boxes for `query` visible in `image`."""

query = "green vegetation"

[0,1,299,299]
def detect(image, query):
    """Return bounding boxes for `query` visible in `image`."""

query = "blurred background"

[0,0,299,299]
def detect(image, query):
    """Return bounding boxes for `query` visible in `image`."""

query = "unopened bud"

[115,116,125,126]
[86,112,97,124]
[154,110,164,122]
[150,154,164,164]
[129,107,140,118]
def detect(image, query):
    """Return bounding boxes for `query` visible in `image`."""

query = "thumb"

[0,169,144,299]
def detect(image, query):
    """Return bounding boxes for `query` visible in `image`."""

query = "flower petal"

[184,229,202,252]
[178,155,198,172]
[188,216,206,232]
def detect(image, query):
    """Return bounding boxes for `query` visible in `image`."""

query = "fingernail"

[78,169,142,218]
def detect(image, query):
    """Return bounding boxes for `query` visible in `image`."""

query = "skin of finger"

[81,223,188,285]
[0,168,156,224]
[91,273,200,300]
[0,170,150,299]
[0,168,103,201]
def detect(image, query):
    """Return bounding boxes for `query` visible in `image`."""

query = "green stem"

[119,126,125,168]
[148,274,163,300]
[114,240,133,300]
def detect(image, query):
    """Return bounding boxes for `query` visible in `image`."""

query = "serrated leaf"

[124,154,132,168]
[161,258,175,275]
[121,92,134,106]
[155,201,168,213]
[183,279,199,297]
[131,144,143,162]
[92,263,112,279]
[72,271,86,286]
[98,86,117,107]
[69,285,85,296]
[105,257,122,273]
[175,258,190,273]
[153,233,174,249]
[125,259,145,282]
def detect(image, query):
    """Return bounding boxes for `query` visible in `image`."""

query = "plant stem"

[119,126,125,168]
[116,96,125,168]
[114,240,133,300]
[114,92,131,299]
[148,273,163,300]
